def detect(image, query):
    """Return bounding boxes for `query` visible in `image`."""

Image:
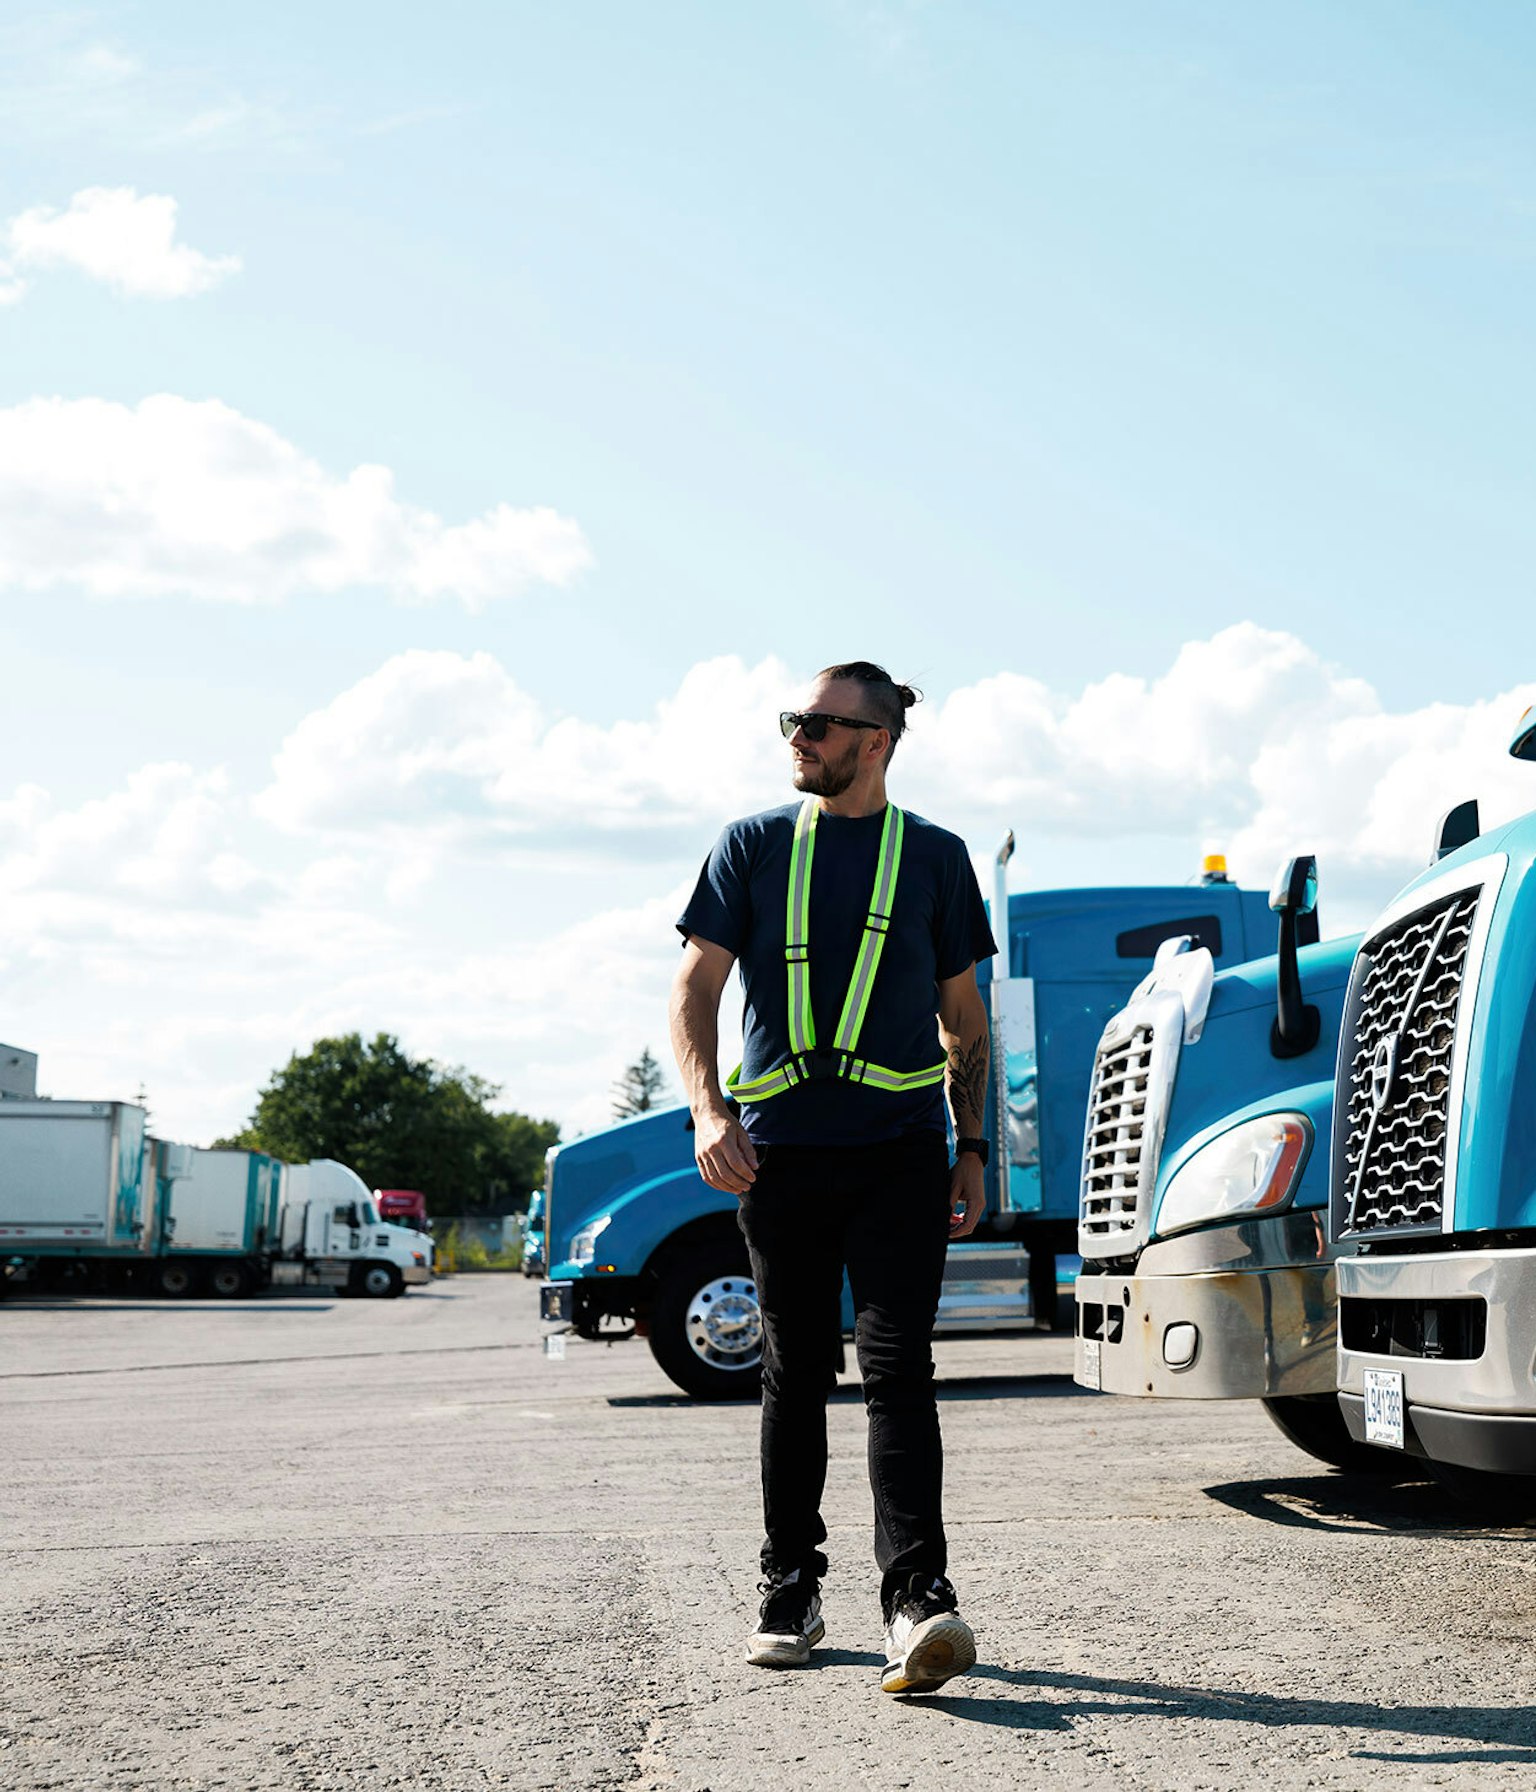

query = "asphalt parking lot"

[4,1273,1536,1791]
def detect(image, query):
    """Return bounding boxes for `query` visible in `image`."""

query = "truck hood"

[1151,933,1360,1226]
[546,1105,698,1268]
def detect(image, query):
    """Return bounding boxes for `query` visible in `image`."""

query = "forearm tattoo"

[946,1032,989,1135]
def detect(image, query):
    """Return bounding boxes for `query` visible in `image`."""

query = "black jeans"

[736,1132,951,1610]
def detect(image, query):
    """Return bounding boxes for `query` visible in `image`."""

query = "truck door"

[328,1202,362,1259]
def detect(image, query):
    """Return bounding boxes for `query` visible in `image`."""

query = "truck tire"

[1427,1460,1536,1521]
[356,1261,404,1299]
[206,1262,252,1299]
[155,1261,200,1299]
[1262,1395,1407,1476]
[648,1245,763,1400]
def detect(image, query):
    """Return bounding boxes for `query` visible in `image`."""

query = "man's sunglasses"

[779,710,882,743]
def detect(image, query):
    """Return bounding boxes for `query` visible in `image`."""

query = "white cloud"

[7,627,1536,1148]
[257,649,791,834]
[6,186,240,299]
[0,396,593,607]
[254,625,1536,899]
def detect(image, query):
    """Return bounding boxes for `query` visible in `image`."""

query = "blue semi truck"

[1069,857,1387,1470]
[1070,712,1536,1492]
[1332,714,1536,1507]
[541,844,1275,1397]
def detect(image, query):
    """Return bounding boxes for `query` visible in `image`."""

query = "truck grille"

[1081,1024,1155,1249]
[1338,888,1479,1234]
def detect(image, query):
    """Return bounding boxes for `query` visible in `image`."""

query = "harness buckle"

[797,1048,851,1083]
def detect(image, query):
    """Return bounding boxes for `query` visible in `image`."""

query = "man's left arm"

[937,965,989,1239]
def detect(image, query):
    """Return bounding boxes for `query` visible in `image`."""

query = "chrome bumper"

[1337,1247,1536,1470]
[1075,1261,1335,1398]
[403,1262,432,1286]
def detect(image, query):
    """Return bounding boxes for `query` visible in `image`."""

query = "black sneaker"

[880,1573,976,1695]
[746,1568,825,1667]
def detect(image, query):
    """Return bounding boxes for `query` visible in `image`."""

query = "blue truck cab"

[1070,852,1377,1470]
[541,847,1274,1397]
[1332,716,1536,1504]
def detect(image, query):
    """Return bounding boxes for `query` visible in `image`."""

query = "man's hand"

[948,1152,985,1238]
[694,1106,759,1196]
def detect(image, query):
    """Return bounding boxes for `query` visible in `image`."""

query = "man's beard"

[792,740,859,797]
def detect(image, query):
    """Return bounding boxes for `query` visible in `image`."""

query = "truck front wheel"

[648,1246,763,1400]
[356,1262,404,1299]
[1262,1395,1407,1476]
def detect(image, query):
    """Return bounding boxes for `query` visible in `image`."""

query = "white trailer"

[0,1101,161,1267]
[156,1147,285,1299]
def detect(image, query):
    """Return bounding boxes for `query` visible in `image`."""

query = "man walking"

[669,660,996,1696]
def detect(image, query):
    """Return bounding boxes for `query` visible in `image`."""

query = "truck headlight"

[1155,1113,1311,1237]
[569,1216,612,1266]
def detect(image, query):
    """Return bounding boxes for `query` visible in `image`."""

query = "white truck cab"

[272,1160,431,1297]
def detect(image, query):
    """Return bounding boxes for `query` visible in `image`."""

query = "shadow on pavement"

[608,1371,1081,1410]
[1,1299,338,1314]
[1202,1471,1536,1537]
[912,1665,1536,1760]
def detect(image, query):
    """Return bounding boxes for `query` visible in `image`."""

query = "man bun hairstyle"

[817,660,922,761]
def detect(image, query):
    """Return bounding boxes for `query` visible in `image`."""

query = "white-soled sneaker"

[746,1568,826,1667]
[880,1573,976,1695]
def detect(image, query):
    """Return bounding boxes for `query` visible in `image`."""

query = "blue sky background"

[2,4,1533,1144]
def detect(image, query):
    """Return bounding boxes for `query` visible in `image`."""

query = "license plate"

[1080,1339,1101,1391]
[1363,1368,1404,1448]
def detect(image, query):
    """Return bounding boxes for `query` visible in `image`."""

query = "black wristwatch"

[955,1136,990,1166]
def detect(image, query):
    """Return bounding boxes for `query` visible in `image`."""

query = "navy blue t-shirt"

[677,802,997,1146]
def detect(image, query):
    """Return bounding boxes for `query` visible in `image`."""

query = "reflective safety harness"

[727,798,949,1103]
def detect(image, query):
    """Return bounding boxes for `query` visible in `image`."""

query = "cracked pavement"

[4,1275,1536,1789]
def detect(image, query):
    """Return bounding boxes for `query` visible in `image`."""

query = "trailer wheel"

[356,1261,404,1299]
[1262,1395,1408,1476]
[1426,1460,1536,1521]
[155,1261,200,1299]
[206,1263,252,1299]
[648,1246,763,1400]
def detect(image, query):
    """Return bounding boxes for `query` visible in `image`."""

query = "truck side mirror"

[1433,798,1480,862]
[1270,855,1321,1060]
[1511,706,1536,762]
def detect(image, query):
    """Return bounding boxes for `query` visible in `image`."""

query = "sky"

[2,3,1534,1157]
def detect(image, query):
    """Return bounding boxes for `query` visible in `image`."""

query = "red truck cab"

[374,1189,430,1232]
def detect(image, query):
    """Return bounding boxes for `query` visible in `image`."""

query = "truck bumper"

[403,1263,432,1286]
[1337,1247,1536,1472]
[1075,1260,1335,1398]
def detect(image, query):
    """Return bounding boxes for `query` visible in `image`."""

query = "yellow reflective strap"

[733,801,939,1106]
[852,1058,947,1093]
[727,1061,800,1101]
[785,798,818,1055]
[831,804,903,1054]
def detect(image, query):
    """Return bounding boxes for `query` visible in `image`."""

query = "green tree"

[612,1046,670,1119]
[213,1032,558,1215]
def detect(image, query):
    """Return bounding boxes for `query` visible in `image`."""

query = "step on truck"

[1332,714,1536,1509]
[542,844,1276,1397]
[1070,860,1385,1472]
